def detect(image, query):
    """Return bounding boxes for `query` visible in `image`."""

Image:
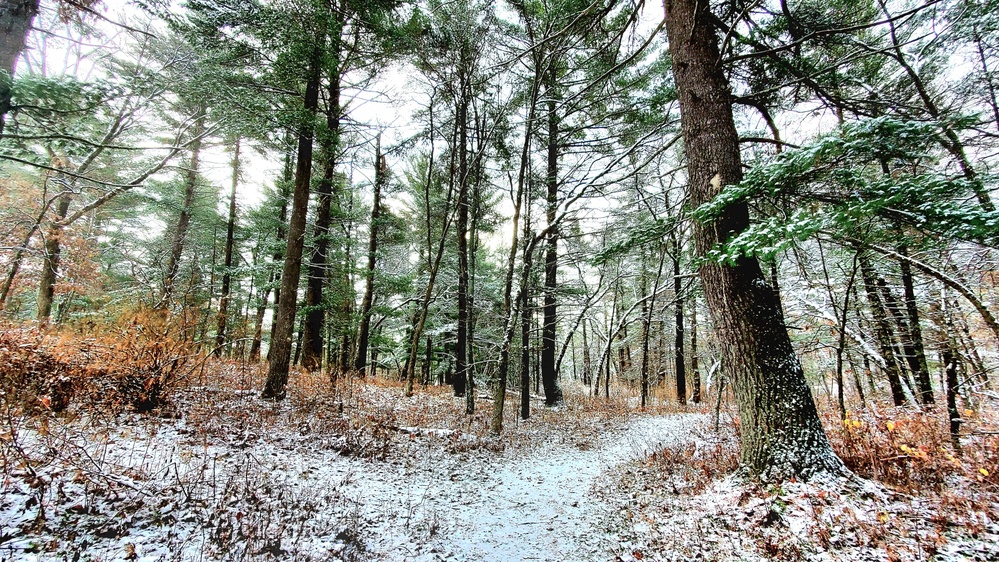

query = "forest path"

[351,413,702,561]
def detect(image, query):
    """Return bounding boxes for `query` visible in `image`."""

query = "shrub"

[827,407,999,494]
[0,311,198,416]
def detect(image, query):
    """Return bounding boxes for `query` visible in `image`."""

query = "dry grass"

[0,313,198,418]
[622,395,999,560]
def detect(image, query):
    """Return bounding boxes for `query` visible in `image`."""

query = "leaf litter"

[2,375,997,561]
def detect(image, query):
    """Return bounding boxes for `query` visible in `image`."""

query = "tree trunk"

[0,0,39,135]
[298,165,333,371]
[355,135,382,373]
[520,237,533,421]
[158,112,206,310]
[664,0,843,480]
[944,348,962,453]
[639,255,650,409]
[491,72,538,434]
[466,156,482,415]
[835,258,858,419]
[403,102,455,395]
[858,250,908,406]
[261,46,322,399]
[36,190,72,321]
[214,138,240,356]
[898,246,933,404]
[402,223,450,395]
[690,296,701,403]
[876,277,919,393]
[454,72,470,399]
[540,68,564,407]
[672,236,687,405]
[301,69,342,372]
[641,248,666,408]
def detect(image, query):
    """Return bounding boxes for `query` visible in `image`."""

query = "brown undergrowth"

[0,311,199,418]
[1,314,664,466]
[625,399,999,560]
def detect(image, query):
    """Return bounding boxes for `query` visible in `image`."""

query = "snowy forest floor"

[2,362,999,562]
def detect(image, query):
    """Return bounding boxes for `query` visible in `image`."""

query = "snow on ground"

[603,436,999,562]
[351,414,702,561]
[4,383,998,562]
[0,387,703,562]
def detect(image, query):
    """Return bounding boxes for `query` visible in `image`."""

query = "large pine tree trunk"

[664,0,843,480]
[454,72,470,399]
[0,0,39,135]
[262,47,322,399]
[540,72,564,407]
[301,63,342,372]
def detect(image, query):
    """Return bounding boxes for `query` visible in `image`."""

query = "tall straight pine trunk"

[262,46,322,399]
[664,0,843,480]
[355,135,383,372]
[301,45,342,372]
[540,69,564,406]
[214,138,241,355]
[158,112,206,310]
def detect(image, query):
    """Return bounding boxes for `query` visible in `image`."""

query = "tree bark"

[355,134,382,373]
[520,232,533,421]
[214,138,240,356]
[898,246,933,404]
[0,0,39,135]
[491,69,539,433]
[301,69,342,372]
[262,46,322,399]
[454,69,470,399]
[944,348,962,453]
[36,190,72,321]
[672,236,686,405]
[858,250,908,406]
[640,254,650,408]
[641,248,666,408]
[540,66,564,407]
[664,0,843,480]
[466,148,482,415]
[690,295,701,403]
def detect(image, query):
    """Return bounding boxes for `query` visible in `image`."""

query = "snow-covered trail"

[346,414,703,561]
[0,406,701,561]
